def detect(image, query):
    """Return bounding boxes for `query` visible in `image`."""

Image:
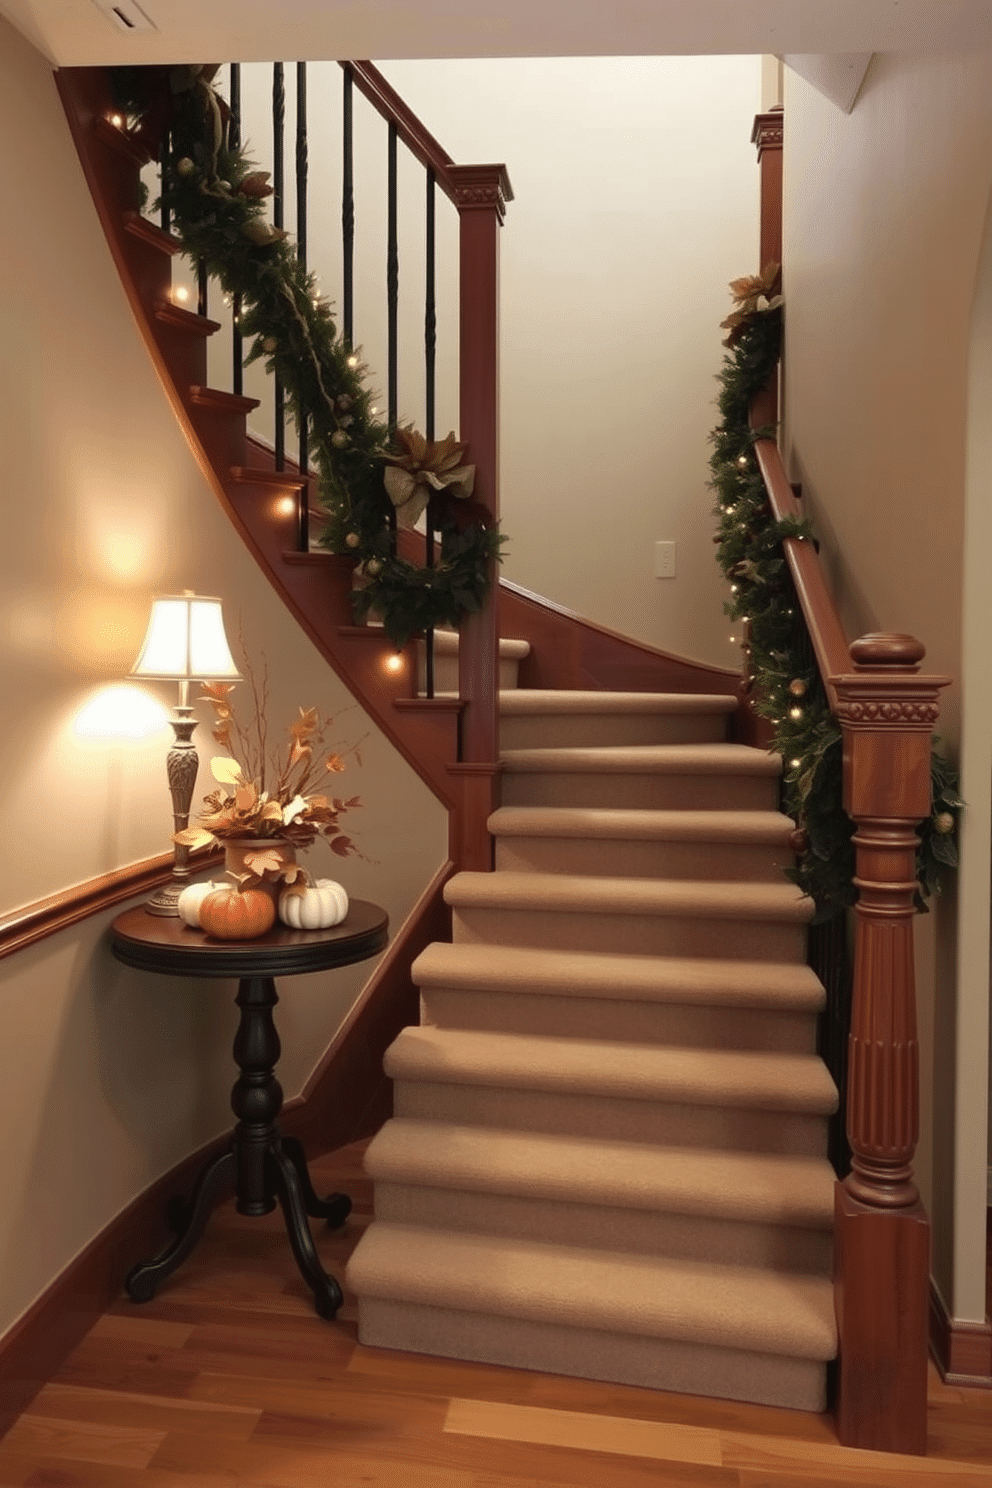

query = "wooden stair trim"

[188,384,259,413]
[123,210,181,255]
[154,301,221,336]
[93,112,150,166]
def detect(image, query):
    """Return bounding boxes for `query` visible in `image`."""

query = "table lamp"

[130,592,241,915]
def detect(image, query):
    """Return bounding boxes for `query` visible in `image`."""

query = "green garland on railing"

[109,65,504,649]
[710,274,961,919]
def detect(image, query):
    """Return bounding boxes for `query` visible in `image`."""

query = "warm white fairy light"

[790,757,802,769]
[109,113,124,128]
[730,584,739,594]
[173,285,190,304]
[347,355,359,368]
[789,706,803,721]
[384,653,404,674]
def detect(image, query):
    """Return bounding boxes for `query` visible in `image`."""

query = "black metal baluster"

[425,168,436,442]
[296,61,309,550]
[160,130,170,233]
[342,66,354,347]
[229,63,243,395]
[424,168,437,697]
[272,62,285,471]
[386,122,398,432]
[197,259,208,318]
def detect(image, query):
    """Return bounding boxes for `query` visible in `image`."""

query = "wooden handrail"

[751,433,850,709]
[343,62,514,214]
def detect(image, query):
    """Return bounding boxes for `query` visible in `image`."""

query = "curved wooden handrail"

[750,427,849,710]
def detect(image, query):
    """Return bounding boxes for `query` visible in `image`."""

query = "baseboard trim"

[0,860,453,1438]
[929,1276,992,1387]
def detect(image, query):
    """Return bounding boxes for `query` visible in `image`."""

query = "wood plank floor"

[1,1140,989,1487]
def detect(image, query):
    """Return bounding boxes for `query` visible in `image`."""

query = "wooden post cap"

[849,633,926,670]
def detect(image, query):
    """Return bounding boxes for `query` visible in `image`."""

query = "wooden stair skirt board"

[348,686,841,1413]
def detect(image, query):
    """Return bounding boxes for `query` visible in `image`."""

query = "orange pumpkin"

[199,887,276,941]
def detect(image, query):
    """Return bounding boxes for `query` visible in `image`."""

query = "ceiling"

[3,0,992,67]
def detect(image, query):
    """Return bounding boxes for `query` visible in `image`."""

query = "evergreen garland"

[110,65,504,649]
[710,284,961,919]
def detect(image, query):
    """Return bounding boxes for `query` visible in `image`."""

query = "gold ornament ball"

[933,812,955,835]
[365,557,383,577]
[345,532,360,549]
[262,336,278,352]
[788,679,808,698]
[175,157,196,177]
[331,430,350,449]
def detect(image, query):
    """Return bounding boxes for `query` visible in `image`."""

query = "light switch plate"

[654,541,676,579]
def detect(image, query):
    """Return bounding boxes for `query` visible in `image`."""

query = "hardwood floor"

[1,1141,990,1487]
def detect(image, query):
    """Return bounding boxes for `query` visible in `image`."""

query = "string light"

[109,113,124,128]
[736,454,749,468]
[730,584,739,594]
[384,653,404,674]
[789,757,802,770]
[789,706,803,721]
[173,285,190,304]
[347,355,359,368]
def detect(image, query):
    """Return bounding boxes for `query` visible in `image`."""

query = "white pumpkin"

[278,877,349,930]
[177,880,227,928]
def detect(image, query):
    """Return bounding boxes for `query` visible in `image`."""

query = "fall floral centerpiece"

[174,677,362,891]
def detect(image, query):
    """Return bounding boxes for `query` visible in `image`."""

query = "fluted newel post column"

[833,633,950,1454]
[447,163,512,871]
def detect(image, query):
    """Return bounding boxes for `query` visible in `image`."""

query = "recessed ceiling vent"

[91,0,158,31]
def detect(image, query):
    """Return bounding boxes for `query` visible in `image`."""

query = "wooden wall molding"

[929,1278,992,1386]
[0,848,223,962]
[0,858,453,1438]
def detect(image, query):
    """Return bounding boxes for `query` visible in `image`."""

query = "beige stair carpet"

[347,681,839,1412]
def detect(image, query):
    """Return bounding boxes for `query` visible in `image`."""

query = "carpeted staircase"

[346,655,840,1412]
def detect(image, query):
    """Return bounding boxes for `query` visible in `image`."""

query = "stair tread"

[366,1119,836,1227]
[489,805,796,844]
[386,1027,838,1114]
[499,690,739,715]
[412,942,824,1009]
[346,1223,837,1361]
[500,742,782,775]
[444,870,813,921]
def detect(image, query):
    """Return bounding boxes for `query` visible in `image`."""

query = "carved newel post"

[833,633,949,1454]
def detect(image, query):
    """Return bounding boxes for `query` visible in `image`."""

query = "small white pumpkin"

[278,877,349,930]
[177,880,227,928]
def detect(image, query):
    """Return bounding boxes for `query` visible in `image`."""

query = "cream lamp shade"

[131,593,241,687]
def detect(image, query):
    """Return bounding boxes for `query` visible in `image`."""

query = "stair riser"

[420,989,815,1052]
[500,772,780,811]
[451,906,806,962]
[494,835,793,881]
[356,1299,828,1412]
[418,654,522,694]
[394,1083,828,1157]
[372,1182,833,1273]
[499,712,730,750]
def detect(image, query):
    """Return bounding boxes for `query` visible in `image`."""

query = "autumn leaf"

[289,740,311,765]
[243,848,291,877]
[330,835,353,857]
[172,826,215,851]
[325,753,345,773]
[211,755,244,786]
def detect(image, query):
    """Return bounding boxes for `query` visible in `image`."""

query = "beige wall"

[0,18,446,1342]
[782,52,992,1322]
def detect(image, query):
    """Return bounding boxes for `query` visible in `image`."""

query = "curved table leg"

[269,1140,343,1319]
[280,1135,352,1227]
[126,1148,237,1303]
